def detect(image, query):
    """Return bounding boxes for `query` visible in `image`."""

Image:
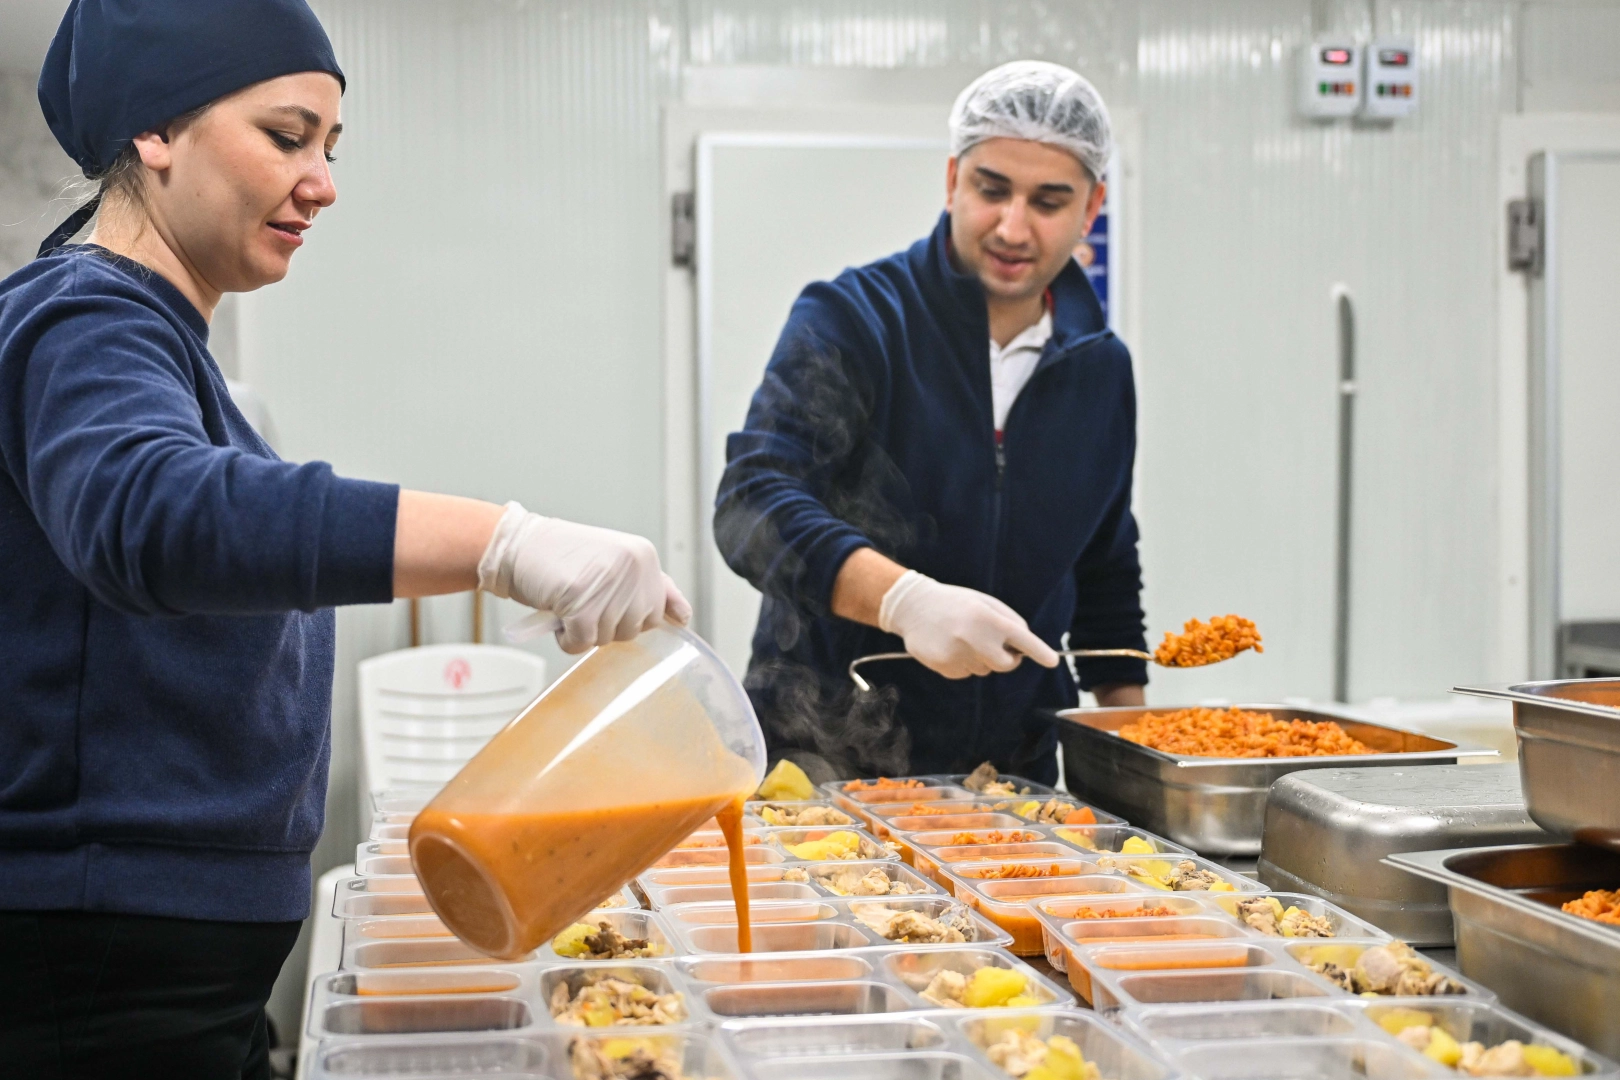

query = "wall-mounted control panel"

[1361,38,1418,119]
[1300,40,1362,118]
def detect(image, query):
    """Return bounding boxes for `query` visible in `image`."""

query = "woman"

[0,2,686,1075]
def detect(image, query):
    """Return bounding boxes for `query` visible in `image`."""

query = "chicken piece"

[1236,897,1281,935]
[1164,860,1227,891]
[987,1028,1051,1077]
[550,977,687,1027]
[1312,961,1354,992]
[1099,856,1230,892]
[1310,941,1464,996]
[1278,906,1335,938]
[569,1037,686,1080]
[986,1029,1102,1080]
[855,904,969,943]
[759,803,854,827]
[553,919,661,959]
[962,762,1030,796]
[1461,1040,1536,1077]
[817,866,913,896]
[1236,896,1336,938]
[919,968,968,1008]
[782,867,809,883]
[1397,1026,1436,1051]
[963,762,1000,792]
[1352,941,1466,996]
[1030,798,1076,824]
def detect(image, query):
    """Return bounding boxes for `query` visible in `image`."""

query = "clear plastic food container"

[1048,824,1191,855]
[1086,851,1268,894]
[1067,939,1279,1005]
[881,947,1073,1010]
[745,800,860,828]
[1032,893,1208,972]
[678,954,874,986]
[1201,890,1391,941]
[662,897,1010,955]
[1171,1037,1439,1080]
[1088,966,1336,1013]
[720,1014,950,1059]
[997,796,1127,827]
[740,1051,999,1079]
[953,1007,1176,1080]
[878,813,1030,841]
[912,841,1074,880]
[1125,1000,1364,1042]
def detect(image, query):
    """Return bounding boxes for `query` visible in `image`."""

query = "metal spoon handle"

[848,647,1154,691]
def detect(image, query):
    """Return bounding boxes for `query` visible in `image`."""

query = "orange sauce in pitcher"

[412,792,732,960]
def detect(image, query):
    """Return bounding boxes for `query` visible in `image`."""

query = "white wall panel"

[1134,0,1514,704]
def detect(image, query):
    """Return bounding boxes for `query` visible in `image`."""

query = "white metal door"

[1527,150,1620,675]
[695,135,948,675]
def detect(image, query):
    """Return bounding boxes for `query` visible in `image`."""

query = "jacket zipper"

[974,332,1109,760]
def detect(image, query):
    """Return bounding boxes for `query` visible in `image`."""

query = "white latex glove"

[878,570,1059,679]
[478,502,692,654]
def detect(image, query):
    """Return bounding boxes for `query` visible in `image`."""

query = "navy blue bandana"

[37,0,344,255]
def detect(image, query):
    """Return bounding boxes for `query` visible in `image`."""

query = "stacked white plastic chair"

[357,641,548,796]
[300,629,547,1078]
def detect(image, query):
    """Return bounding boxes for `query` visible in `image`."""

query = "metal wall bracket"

[671,191,695,269]
[1508,197,1543,275]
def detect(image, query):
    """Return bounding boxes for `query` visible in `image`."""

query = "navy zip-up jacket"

[715,212,1146,782]
[0,246,398,922]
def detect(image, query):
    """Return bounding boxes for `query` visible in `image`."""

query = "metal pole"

[1332,286,1356,703]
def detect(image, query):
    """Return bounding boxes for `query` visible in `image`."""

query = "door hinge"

[671,192,695,269]
[1507,198,1542,276]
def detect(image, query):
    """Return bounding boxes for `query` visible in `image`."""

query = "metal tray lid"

[1260,765,1548,903]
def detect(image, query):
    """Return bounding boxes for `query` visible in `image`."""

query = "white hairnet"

[949,61,1113,180]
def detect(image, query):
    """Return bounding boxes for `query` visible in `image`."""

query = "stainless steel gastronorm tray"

[1453,679,1620,840]
[1051,704,1497,856]
[1387,842,1620,1056]
[1258,763,1546,945]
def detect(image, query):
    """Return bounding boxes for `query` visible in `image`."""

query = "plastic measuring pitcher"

[409,625,766,960]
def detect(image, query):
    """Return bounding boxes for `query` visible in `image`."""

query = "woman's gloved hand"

[478,502,692,653]
[877,570,1059,679]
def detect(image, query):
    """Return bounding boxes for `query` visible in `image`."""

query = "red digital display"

[1378,48,1410,66]
[1320,47,1353,65]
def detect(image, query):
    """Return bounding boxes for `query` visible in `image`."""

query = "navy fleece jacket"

[0,246,398,921]
[714,212,1146,782]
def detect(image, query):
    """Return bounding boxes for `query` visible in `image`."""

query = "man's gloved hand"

[877,570,1059,679]
[478,502,692,653]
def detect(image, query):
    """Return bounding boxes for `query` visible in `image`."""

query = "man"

[714,61,1146,784]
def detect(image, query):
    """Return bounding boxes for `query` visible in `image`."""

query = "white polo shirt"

[989,307,1053,433]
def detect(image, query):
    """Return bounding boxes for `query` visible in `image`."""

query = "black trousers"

[0,910,302,1080]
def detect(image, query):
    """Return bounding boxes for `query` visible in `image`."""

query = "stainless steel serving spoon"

[848,647,1158,692]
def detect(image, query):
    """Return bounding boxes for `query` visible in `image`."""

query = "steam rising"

[715,337,924,778]
[745,659,911,783]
